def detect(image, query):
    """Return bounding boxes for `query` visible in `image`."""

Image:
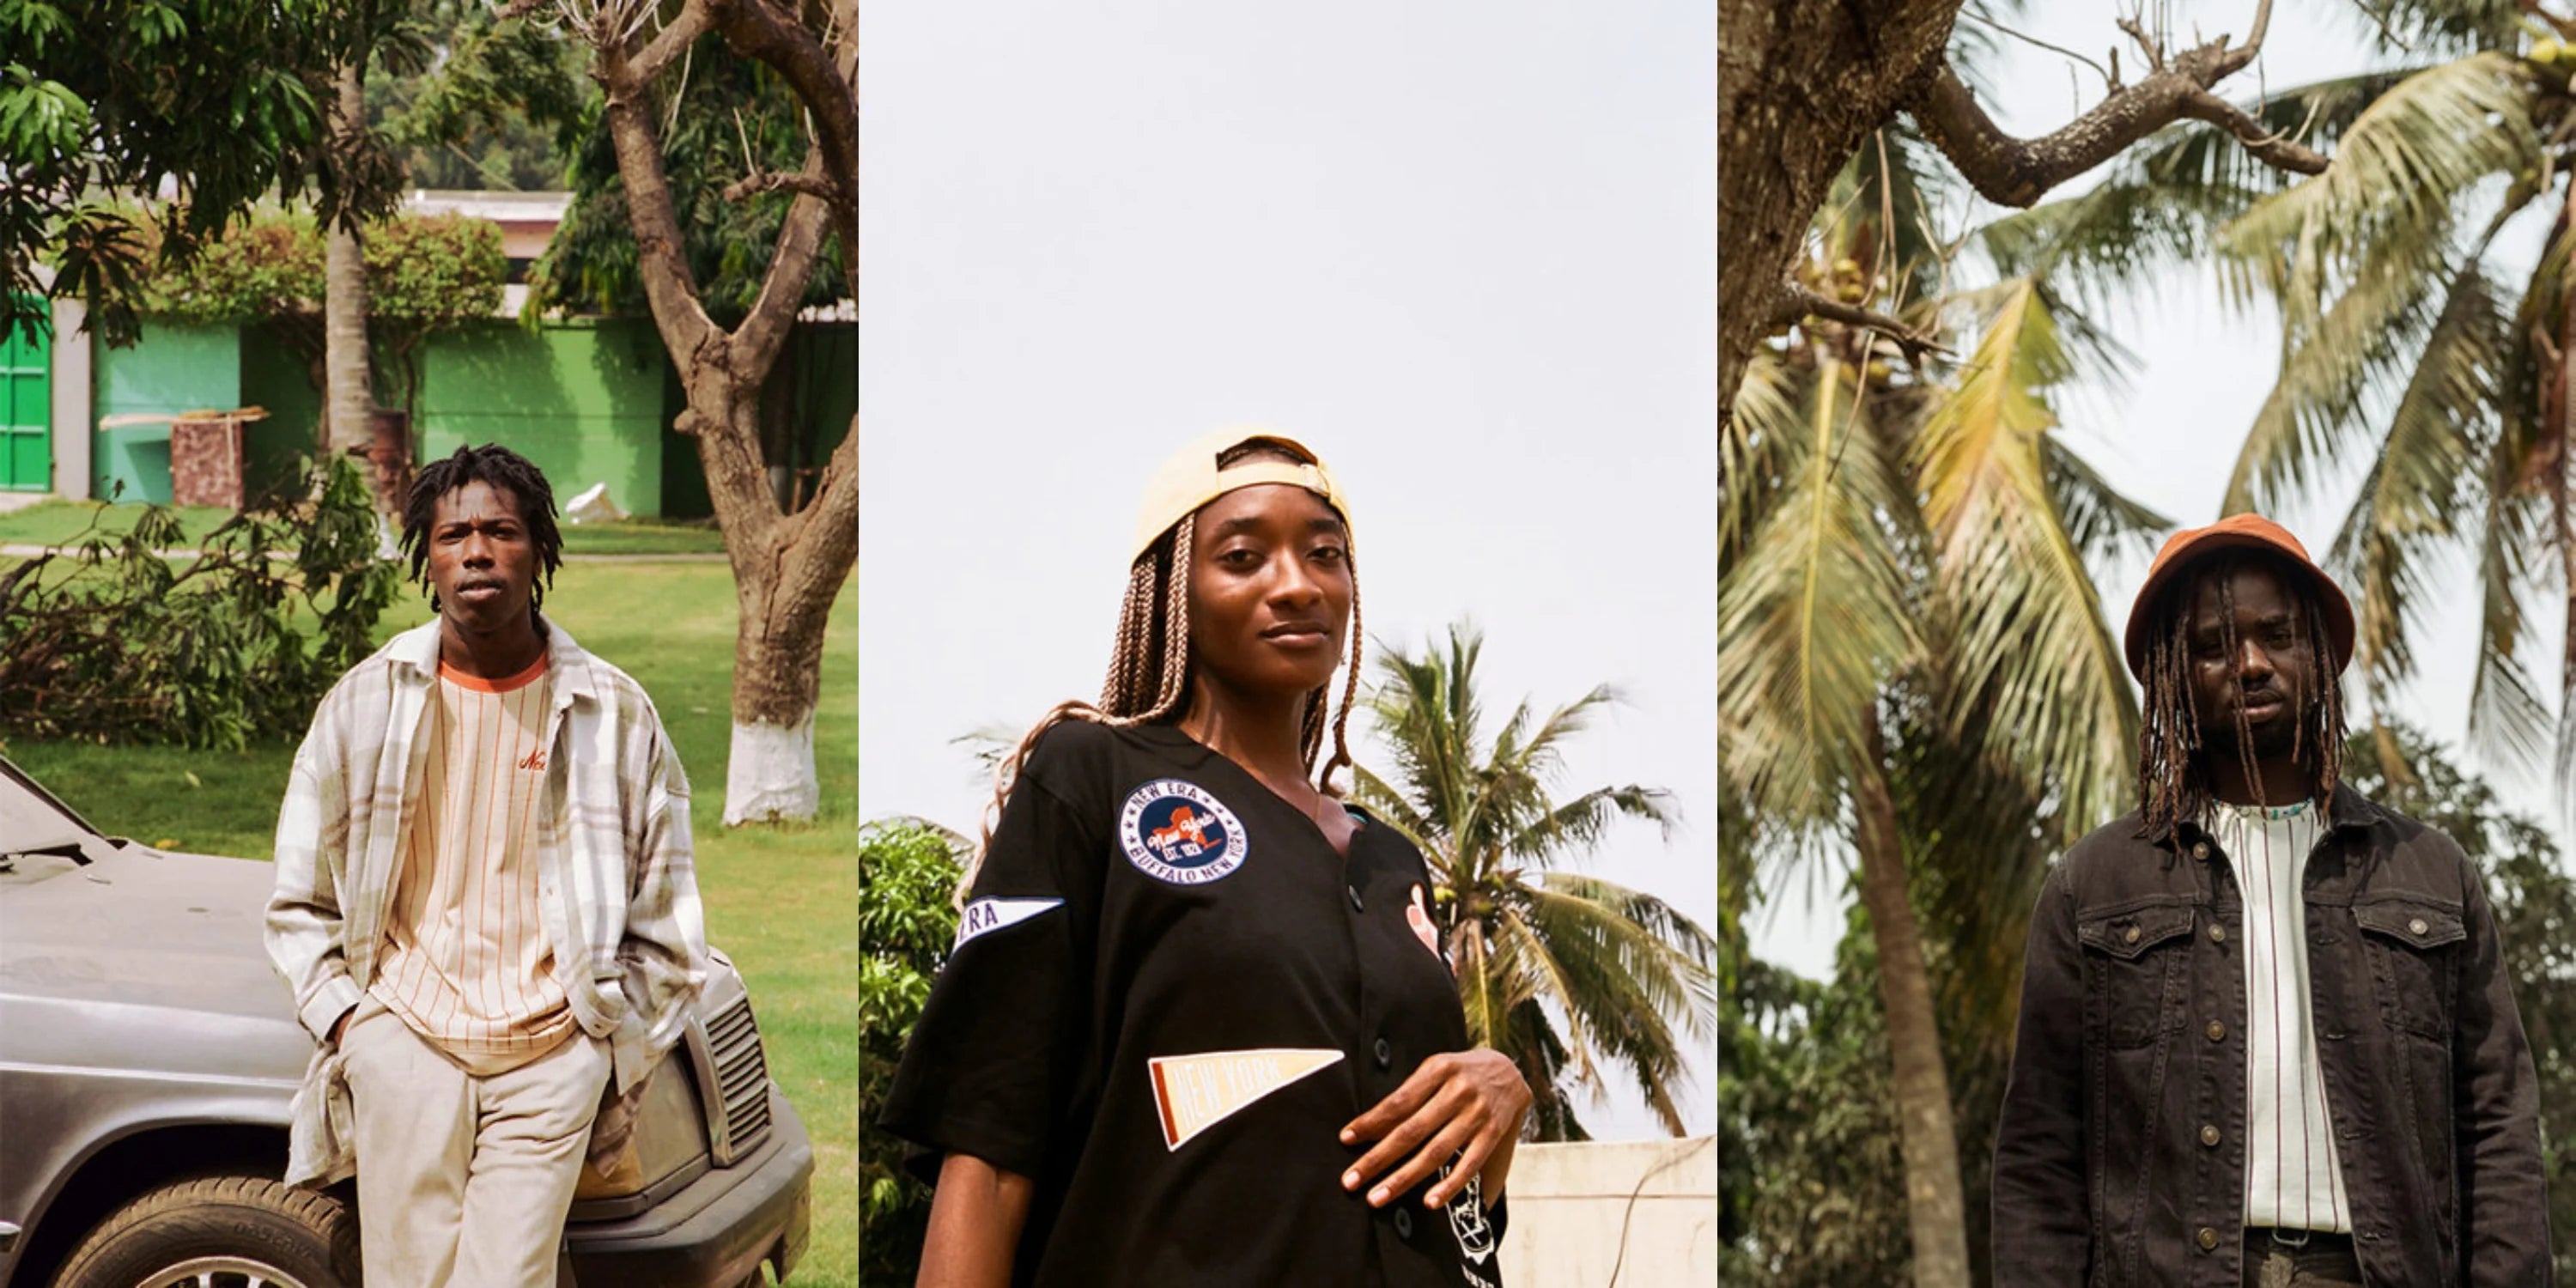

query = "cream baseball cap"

[1130,428,1351,563]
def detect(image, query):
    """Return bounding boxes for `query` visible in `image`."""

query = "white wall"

[1499,1138,1716,1288]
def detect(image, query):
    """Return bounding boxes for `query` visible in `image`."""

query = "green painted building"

[64,315,854,518]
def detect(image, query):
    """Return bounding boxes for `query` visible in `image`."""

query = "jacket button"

[1394,1208,1413,1239]
[2206,1021,2226,1042]
[2192,841,2210,860]
[1348,886,1365,913]
[2196,1227,2219,1251]
[2200,1123,2221,1146]
[2123,927,2141,945]
[1373,1037,1393,1069]
[2409,918,2429,936]
[2208,924,2227,944]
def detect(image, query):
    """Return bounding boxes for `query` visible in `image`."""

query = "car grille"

[702,994,774,1164]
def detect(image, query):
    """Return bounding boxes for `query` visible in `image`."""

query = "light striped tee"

[368,656,580,1075]
[2209,798,2352,1233]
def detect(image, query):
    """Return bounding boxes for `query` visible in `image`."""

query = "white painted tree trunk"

[724,714,818,825]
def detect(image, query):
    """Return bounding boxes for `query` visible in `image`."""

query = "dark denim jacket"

[1990,787,2551,1287]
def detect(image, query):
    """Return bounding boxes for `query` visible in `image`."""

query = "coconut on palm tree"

[1349,622,1716,1142]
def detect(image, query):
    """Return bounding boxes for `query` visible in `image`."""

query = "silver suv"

[0,756,813,1288]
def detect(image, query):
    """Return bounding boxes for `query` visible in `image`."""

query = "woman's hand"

[1338,1048,1530,1208]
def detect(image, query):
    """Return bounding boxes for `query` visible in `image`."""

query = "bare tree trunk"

[1718,0,1961,433]
[585,0,859,823]
[325,59,375,510]
[1855,706,1972,1288]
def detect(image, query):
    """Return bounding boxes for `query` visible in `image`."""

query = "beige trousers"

[341,997,612,1288]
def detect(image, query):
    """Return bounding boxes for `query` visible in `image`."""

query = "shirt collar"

[390,615,598,706]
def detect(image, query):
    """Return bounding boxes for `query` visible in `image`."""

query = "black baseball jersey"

[881,720,1508,1287]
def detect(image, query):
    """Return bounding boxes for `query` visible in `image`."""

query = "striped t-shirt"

[368,656,580,1075]
[2209,798,2353,1232]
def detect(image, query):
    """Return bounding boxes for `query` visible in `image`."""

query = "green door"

[0,300,51,492]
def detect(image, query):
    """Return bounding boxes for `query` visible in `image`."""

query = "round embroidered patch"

[1119,779,1249,885]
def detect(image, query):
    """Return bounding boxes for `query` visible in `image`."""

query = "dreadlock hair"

[957,444,1364,901]
[2135,550,2347,844]
[399,443,564,614]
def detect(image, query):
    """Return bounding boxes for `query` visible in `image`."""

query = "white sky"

[1747,0,2576,981]
[859,1,1717,1141]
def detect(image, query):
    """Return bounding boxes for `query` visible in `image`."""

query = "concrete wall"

[1499,1138,1716,1288]
[416,319,667,516]
[48,297,89,499]
[92,323,240,504]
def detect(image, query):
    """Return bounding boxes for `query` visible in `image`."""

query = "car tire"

[52,1174,359,1288]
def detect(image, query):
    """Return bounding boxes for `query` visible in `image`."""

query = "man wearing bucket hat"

[882,429,1526,1286]
[1990,513,2550,1287]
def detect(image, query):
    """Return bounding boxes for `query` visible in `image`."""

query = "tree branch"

[1770,283,1948,362]
[631,0,714,85]
[704,0,856,236]
[1910,1,2318,209]
[722,171,840,203]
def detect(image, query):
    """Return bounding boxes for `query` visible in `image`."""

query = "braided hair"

[2134,550,2346,843]
[960,444,1364,897]
[399,443,564,614]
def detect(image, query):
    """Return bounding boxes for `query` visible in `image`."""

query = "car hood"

[0,844,313,1084]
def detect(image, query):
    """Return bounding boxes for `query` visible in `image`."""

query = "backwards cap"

[1131,428,1351,563]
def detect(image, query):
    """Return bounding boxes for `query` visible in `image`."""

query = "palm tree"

[1722,122,2166,1288]
[1349,623,1717,1142]
[1979,1,2575,795]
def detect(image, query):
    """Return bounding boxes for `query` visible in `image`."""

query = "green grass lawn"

[3,563,858,1286]
[0,500,730,557]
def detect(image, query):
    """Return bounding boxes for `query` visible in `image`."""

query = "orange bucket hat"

[2122,513,2355,681]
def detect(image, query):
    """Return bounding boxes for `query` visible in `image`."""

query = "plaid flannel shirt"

[264,617,708,1188]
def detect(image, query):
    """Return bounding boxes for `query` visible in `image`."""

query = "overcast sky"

[860,2,1716,1140]
[1746,0,2576,981]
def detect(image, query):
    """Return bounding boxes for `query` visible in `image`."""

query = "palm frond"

[1728,349,1806,565]
[2044,434,2173,565]
[1720,359,1923,830]
[2328,261,2505,716]
[1912,277,2141,835]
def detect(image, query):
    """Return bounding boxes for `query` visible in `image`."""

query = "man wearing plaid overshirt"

[264,444,706,1288]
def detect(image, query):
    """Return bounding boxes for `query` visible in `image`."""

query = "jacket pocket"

[2078,904,2195,1048]
[2354,896,2464,1042]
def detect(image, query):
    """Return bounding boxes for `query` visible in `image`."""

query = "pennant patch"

[1147,1048,1344,1150]
[1119,779,1249,885]
[954,896,1064,948]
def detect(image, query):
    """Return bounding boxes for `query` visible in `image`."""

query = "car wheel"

[52,1175,358,1288]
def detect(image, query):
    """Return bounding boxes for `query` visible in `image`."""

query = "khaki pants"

[342,998,612,1288]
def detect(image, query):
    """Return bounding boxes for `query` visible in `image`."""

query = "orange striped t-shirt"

[368,655,580,1075]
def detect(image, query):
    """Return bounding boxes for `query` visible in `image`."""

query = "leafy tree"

[1722,110,2170,1286]
[0,0,402,345]
[858,818,967,1287]
[1718,0,2337,428]
[120,209,507,437]
[0,456,400,749]
[1351,622,1718,1141]
[533,0,857,826]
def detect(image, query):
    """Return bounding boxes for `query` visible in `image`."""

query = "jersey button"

[1393,1209,1414,1240]
[1347,886,1364,913]
[2196,1227,2219,1251]
[1373,1037,1393,1069]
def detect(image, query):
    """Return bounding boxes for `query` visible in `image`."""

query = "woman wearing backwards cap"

[880,430,1529,1287]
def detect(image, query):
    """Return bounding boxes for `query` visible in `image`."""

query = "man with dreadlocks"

[881,429,1528,1287]
[1991,514,2549,1287]
[265,443,706,1287]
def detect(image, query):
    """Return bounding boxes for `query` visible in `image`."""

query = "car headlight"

[574,1054,712,1202]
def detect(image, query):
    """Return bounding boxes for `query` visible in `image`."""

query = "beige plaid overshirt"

[264,617,707,1188]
